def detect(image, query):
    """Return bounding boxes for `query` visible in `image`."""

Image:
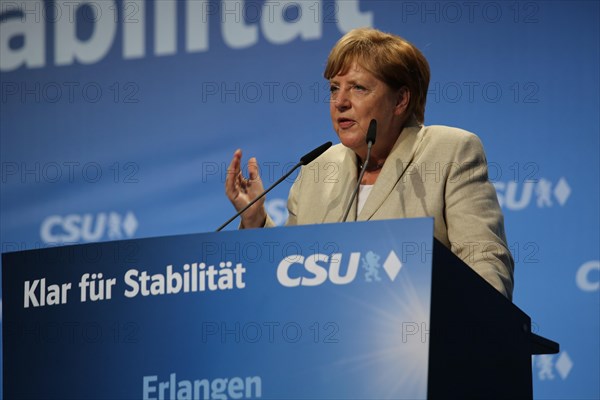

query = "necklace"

[358,159,385,171]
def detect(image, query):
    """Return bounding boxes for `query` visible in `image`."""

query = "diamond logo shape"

[553,178,571,206]
[383,251,403,281]
[555,351,573,380]
[122,211,138,237]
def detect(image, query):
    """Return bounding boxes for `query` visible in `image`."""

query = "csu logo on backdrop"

[277,250,402,287]
[265,198,288,226]
[40,211,138,244]
[576,260,600,292]
[534,351,573,381]
[493,177,571,211]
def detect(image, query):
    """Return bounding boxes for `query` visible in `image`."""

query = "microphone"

[300,141,333,165]
[366,119,377,145]
[217,141,333,231]
[341,119,377,222]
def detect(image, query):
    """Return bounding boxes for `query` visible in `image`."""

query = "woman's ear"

[394,87,410,116]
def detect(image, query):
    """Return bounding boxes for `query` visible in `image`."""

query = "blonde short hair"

[324,28,430,124]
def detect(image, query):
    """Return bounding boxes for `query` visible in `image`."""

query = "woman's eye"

[329,86,339,93]
[354,85,366,91]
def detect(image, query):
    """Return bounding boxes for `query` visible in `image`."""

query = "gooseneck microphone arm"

[217,141,333,232]
[341,119,377,222]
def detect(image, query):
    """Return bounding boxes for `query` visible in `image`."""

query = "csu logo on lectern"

[276,250,403,287]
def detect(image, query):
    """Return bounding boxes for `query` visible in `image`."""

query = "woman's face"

[329,61,408,157]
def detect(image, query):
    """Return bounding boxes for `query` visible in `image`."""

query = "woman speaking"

[225,28,514,299]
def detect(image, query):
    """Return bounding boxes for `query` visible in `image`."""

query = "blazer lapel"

[320,147,359,223]
[357,123,424,221]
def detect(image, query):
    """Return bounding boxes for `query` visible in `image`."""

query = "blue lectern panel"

[3,218,433,399]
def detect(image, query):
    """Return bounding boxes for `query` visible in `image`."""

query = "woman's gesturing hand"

[225,149,267,228]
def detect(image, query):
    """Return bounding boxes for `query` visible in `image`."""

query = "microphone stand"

[341,119,377,222]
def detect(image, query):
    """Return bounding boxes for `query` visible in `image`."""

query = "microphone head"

[300,141,333,165]
[366,119,377,145]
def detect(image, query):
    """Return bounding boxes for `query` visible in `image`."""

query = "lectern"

[2,218,557,399]
[428,238,558,398]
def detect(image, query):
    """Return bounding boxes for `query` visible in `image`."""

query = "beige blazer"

[266,122,514,299]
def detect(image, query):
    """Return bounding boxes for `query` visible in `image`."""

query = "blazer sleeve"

[284,168,301,227]
[443,133,515,299]
[263,168,301,228]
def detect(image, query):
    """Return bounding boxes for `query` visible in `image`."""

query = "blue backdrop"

[1,1,598,398]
